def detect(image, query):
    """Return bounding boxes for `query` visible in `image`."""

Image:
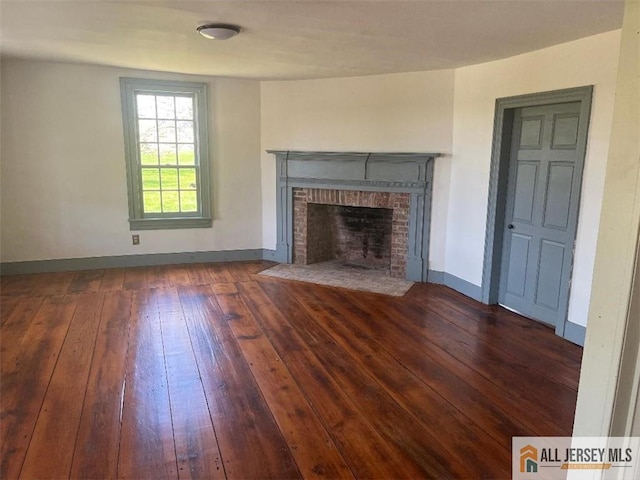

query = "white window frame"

[120,77,212,230]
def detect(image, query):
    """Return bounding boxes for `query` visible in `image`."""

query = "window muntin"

[120,79,211,230]
[136,94,198,215]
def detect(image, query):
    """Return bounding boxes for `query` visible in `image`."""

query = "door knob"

[507,224,514,229]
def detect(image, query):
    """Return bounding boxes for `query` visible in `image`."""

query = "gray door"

[499,101,588,328]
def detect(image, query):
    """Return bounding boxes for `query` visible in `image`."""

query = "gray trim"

[481,86,593,336]
[268,150,442,160]
[444,273,483,302]
[427,269,483,302]
[262,249,279,261]
[269,150,442,282]
[421,159,435,282]
[0,249,264,275]
[406,192,427,281]
[120,77,212,231]
[281,177,427,192]
[563,321,586,347]
[427,269,445,284]
[130,217,212,230]
[273,151,290,263]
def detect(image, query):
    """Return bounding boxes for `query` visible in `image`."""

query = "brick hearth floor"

[259,261,414,297]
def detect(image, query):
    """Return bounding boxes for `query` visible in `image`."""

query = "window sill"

[129,217,212,231]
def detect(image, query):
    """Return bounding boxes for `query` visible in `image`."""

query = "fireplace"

[293,188,409,278]
[269,151,442,282]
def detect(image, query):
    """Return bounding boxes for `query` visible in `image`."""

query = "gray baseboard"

[262,249,279,261]
[427,270,444,284]
[563,321,586,347]
[0,249,266,275]
[428,269,483,301]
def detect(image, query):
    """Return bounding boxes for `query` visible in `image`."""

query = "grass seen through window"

[136,93,199,214]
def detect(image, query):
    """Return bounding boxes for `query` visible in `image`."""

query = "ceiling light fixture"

[197,23,240,40]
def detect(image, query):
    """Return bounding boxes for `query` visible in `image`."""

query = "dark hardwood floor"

[0,261,583,479]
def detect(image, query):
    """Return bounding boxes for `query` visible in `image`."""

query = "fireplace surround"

[269,151,442,282]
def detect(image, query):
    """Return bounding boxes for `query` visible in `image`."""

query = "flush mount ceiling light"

[197,23,240,40]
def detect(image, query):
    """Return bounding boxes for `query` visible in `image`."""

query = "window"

[120,78,211,230]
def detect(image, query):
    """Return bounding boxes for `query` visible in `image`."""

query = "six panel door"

[499,102,584,328]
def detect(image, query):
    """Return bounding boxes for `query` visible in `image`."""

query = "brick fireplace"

[269,151,441,282]
[293,188,409,278]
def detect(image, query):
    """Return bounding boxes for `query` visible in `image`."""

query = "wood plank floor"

[0,261,583,479]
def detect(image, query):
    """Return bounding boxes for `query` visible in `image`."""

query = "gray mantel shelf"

[269,150,444,282]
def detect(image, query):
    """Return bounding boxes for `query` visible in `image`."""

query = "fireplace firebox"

[293,188,409,278]
[307,204,393,270]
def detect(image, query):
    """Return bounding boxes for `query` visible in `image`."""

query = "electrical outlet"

[132,234,140,245]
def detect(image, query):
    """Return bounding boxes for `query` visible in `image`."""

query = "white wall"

[448,30,621,327]
[260,70,455,271]
[0,59,262,262]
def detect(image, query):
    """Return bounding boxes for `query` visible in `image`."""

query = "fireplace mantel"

[269,150,443,282]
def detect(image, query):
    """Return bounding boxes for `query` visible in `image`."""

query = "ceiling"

[0,1,624,80]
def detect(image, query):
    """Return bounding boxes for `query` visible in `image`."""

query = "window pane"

[179,168,197,190]
[158,120,176,142]
[177,144,195,165]
[139,143,158,165]
[160,168,178,189]
[156,96,175,119]
[137,95,156,119]
[141,168,160,190]
[143,191,162,213]
[162,191,180,212]
[177,121,194,143]
[180,191,198,212]
[138,119,157,142]
[159,144,177,165]
[175,97,193,120]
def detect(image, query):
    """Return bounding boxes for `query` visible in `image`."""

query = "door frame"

[480,85,593,339]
